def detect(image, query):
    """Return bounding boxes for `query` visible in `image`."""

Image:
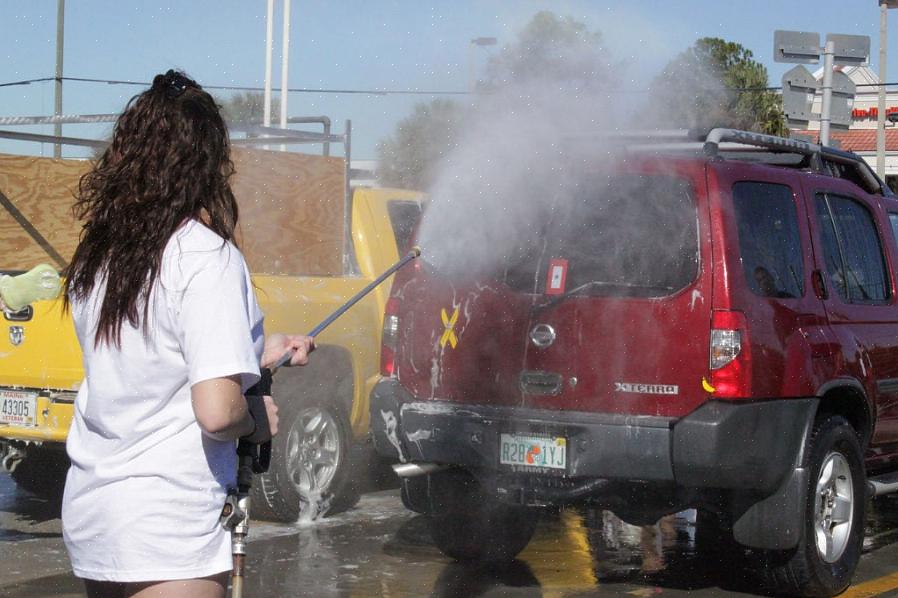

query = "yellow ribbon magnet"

[440,307,459,349]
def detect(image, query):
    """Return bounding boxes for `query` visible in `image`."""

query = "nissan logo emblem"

[530,324,556,348]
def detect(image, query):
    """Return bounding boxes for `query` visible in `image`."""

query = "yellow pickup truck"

[0,123,420,522]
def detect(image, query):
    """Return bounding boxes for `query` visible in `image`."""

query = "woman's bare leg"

[83,572,229,598]
[83,580,125,598]
[127,573,229,598]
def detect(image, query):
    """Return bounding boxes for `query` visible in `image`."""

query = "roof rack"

[0,113,344,155]
[569,128,889,196]
[703,128,887,196]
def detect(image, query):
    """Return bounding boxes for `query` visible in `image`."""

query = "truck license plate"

[0,390,37,427]
[499,433,567,470]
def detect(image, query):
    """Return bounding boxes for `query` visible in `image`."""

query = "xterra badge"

[614,382,678,395]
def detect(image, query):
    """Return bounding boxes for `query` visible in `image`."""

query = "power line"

[7,75,898,96]
[2,76,469,96]
[0,77,55,88]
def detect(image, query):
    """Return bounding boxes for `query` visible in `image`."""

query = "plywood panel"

[232,147,345,276]
[0,149,346,276]
[0,154,86,272]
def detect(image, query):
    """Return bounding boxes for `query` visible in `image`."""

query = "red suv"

[371,129,898,596]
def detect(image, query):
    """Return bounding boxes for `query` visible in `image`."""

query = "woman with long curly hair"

[61,70,313,598]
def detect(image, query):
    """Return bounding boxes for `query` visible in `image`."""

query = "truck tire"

[758,414,865,597]
[693,508,745,579]
[251,359,361,522]
[426,471,539,563]
[9,446,69,499]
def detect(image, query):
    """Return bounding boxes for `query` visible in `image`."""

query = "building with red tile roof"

[791,65,898,189]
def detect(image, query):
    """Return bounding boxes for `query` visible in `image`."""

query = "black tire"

[10,446,69,499]
[694,509,734,558]
[426,472,539,563]
[251,363,361,522]
[759,415,865,597]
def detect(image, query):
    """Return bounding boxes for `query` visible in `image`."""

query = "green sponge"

[0,264,61,311]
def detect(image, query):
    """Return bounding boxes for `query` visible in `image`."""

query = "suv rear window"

[387,200,422,253]
[732,182,804,299]
[503,174,698,298]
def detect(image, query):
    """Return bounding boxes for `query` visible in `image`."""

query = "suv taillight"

[709,310,751,398]
[380,297,400,376]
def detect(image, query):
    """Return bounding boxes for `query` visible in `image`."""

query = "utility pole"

[54,0,65,158]
[877,1,898,178]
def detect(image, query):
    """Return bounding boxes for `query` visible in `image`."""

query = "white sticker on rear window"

[614,382,679,395]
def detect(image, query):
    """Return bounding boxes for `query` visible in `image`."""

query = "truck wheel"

[9,446,69,499]
[759,415,865,597]
[427,472,539,563]
[251,366,360,522]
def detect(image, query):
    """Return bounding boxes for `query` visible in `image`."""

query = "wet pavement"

[3,472,898,597]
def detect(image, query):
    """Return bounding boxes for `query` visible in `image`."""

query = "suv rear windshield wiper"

[531,280,676,312]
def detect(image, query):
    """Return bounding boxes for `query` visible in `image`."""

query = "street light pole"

[263,0,274,128]
[280,0,291,132]
[820,40,835,146]
[467,37,497,94]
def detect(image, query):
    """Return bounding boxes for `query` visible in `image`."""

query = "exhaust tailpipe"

[392,462,448,478]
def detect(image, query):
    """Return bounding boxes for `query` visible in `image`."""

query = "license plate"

[0,390,37,427]
[499,433,567,471]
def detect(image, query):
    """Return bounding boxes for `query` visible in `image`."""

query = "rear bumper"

[371,378,817,495]
[0,393,73,444]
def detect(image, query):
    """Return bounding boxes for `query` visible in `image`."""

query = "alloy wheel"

[813,450,854,563]
[286,406,341,496]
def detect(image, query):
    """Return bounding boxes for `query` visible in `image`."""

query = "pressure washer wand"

[223,247,420,597]
[270,245,421,371]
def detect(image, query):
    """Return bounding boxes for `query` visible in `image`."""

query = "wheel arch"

[816,378,872,449]
[273,343,355,416]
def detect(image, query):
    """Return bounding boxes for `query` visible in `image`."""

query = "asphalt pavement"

[3,473,898,596]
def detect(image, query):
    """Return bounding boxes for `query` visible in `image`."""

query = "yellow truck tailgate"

[0,298,80,443]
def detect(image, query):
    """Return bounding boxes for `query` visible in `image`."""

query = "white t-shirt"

[62,219,264,582]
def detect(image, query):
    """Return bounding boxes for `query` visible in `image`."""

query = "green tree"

[377,11,605,189]
[90,92,281,159]
[482,10,607,91]
[376,99,464,190]
[216,92,280,125]
[651,37,785,135]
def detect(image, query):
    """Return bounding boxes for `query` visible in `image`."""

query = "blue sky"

[0,1,889,159]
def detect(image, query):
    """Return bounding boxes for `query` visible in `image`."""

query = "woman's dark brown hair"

[64,70,239,346]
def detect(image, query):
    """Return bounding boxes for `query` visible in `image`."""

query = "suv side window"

[888,213,898,262]
[732,182,804,298]
[387,200,422,253]
[815,193,890,303]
